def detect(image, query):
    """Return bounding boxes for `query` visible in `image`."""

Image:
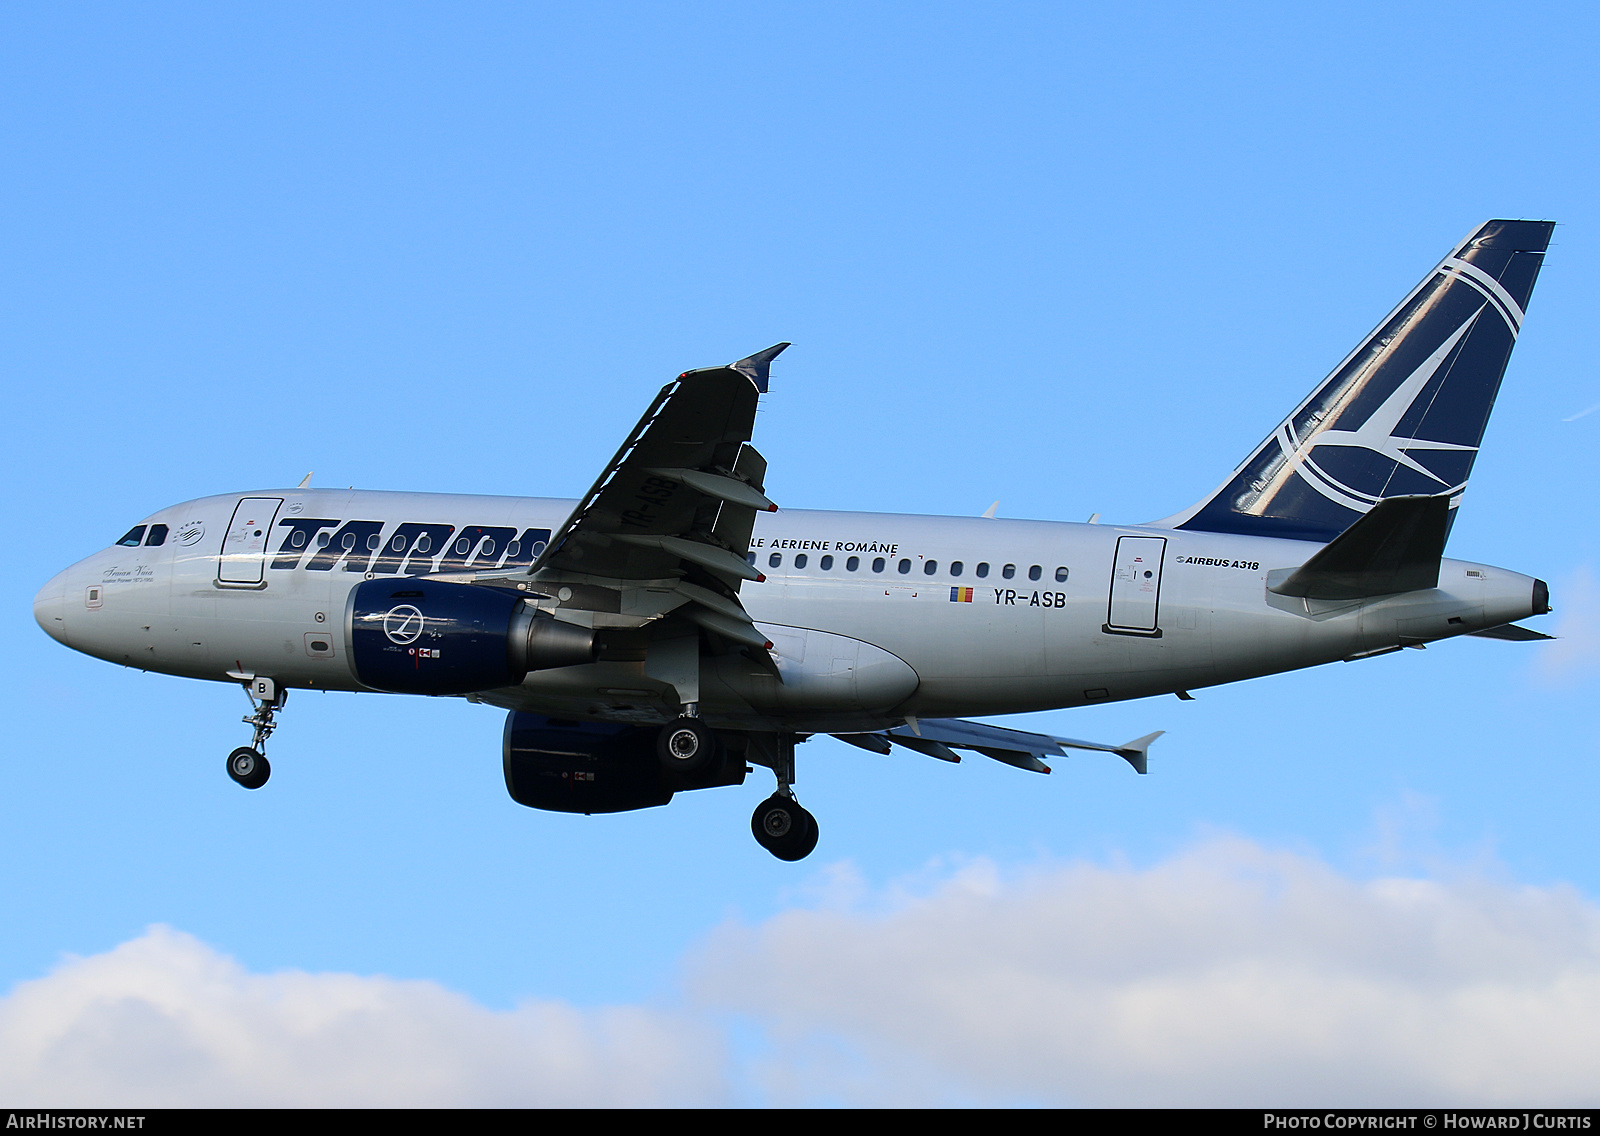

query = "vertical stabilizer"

[1167,219,1553,543]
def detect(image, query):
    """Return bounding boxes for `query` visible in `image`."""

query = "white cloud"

[693,838,1600,1106]
[0,926,724,1107]
[8,840,1600,1107]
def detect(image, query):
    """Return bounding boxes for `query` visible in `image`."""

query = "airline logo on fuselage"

[266,519,553,575]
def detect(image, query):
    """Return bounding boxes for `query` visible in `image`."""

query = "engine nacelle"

[348,579,594,695]
[503,712,746,814]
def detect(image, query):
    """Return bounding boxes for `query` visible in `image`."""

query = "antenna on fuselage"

[297,472,313,488]
[981,501,999,519]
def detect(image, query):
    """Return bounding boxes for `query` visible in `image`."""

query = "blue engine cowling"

[503,712,746,814]
[348,579,593,695]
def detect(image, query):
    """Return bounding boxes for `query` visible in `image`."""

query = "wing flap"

[681,605,772,649]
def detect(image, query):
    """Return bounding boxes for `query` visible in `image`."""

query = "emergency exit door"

[1105,536,1166,637]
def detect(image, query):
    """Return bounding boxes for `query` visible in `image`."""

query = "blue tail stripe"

[1175,219,1553,543]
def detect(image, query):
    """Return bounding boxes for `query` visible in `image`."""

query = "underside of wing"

[467,344,791,704]
[539,344,788,587]
[835,718,1163,775]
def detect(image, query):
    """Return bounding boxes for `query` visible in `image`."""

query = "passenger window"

[482,539,496,557]
[769,553,782,568]
[746,552,756,565]
[820,555,833,570]
[873,557,886,573]
[341,532,356,550]
[144,524,169,546]
[1002,564,1016,579]
[291,530,307,549]
[1029,565,1042,581]
[391,535,406,552]
[416,536,433,554]
[976,562,989,578]
[455,538,470,555]
[923,560,938,575]
[898,559,911,574]
[116,526,146,547]
[317,533,332,548]
[367,534,381,551]
[1055,566,1069,583]
[950,560,963,577]
[847,556,860,572]
[795,553,808,569]
[531,541,547,555]
[507,541,521,558]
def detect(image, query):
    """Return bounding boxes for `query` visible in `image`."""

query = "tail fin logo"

[1279,303,1494,513]
[1172,219,1551,543]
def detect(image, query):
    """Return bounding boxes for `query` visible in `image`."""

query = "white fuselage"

[34,488,1543,733]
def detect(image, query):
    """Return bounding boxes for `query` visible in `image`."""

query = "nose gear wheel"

[228,681,284,790]
[227,746,271,789]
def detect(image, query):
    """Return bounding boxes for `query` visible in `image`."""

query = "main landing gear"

[656,715,821,861]
[656,712,714,773]
[752,793,818,861]
[744,731,819,861]
[228,677,283,790]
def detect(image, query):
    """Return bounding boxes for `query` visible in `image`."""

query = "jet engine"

[503,712,746,814]
[348,579,595,695]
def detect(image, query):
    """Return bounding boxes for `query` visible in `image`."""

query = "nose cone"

[33,569,71,645]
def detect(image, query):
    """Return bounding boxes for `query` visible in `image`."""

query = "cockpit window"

[116,526,146,547]
[144,524,169,547]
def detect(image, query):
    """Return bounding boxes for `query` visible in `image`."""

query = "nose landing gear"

[227,746,270,789]
[228,677,283,790]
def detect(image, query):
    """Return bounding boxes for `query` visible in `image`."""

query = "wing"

[481,343,789,656]
[836,718,1163,775]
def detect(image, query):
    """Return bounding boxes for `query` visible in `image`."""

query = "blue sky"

[4,2,1600,1106]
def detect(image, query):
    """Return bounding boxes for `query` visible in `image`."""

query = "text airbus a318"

[34,219,1555,860]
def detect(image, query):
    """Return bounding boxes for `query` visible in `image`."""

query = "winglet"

[730,342,791,394]
[1114,731,1164,775]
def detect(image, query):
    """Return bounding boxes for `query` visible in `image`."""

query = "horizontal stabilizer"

[1267,494,1449,600]
[1469,622,1555,641]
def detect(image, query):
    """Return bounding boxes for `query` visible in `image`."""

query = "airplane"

[33,218,1556,861]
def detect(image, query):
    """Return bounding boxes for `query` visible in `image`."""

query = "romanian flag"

[949,587,973,603]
